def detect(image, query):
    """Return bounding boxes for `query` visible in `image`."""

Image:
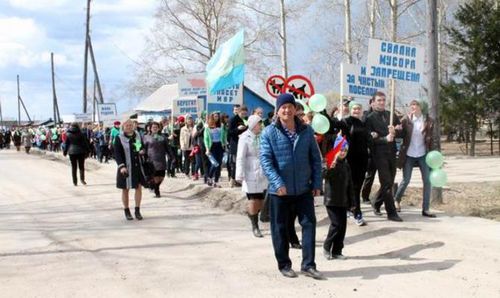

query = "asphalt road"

[0,149,499,297]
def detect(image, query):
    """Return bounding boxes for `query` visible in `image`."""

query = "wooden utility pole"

[279,0,288,78]
[51,52,61,124]
[87,35,104,103]
[17,75,21,126]
[17,75,32,124]
[83,0,91,113]
[428,0,442,202]
[92,79,97,122]
[344,0,353,63]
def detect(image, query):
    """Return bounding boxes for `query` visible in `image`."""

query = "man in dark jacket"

[323,135,354,260]
[63,122,90,186]
[260,93,324,280]
[365,91,403,222]
[227,105,248,187]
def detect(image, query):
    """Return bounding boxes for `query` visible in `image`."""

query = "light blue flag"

[206,29,245,95]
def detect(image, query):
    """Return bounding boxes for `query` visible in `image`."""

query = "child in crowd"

[323,135,354,260]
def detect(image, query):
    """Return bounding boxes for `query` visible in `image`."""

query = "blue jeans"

[208,142,223,182]
[395,155,431,211]
[270,192,316,271]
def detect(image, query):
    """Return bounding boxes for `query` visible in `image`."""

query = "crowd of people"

[0,91,437,280]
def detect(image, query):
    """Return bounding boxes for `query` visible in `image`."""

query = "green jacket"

[203,124,227,150]
[110,127,120,145]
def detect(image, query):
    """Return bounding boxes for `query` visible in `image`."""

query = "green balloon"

[429,169,447,187]
[308,94,327,112]
[425,150,444,169]
[311,113,330,134]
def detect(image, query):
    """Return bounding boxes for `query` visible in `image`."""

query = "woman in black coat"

[63,122,90,186]
[143,122,171,198]
[114,119,146,220]
[328,101,371,226]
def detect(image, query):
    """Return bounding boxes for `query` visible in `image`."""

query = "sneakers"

[354,216,366,226]
[323,249,333,260]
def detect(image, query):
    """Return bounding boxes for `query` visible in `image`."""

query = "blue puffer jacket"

[260,117,323,196]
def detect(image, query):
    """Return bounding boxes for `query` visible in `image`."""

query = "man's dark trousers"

[361,156,377,201]
[270,192,316,271]
[372,148,398,217]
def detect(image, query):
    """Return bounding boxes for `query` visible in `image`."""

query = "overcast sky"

[0,0,157,121]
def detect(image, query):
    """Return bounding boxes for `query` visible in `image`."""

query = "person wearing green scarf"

[114,119,147,220]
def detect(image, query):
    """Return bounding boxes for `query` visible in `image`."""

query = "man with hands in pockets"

[260,93,324,280]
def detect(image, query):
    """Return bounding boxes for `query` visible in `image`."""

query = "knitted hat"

[276,93,296,110]
[349,101,362,111]
[333,134,349,151]
[247,115,262,131]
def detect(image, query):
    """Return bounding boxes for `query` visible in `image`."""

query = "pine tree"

[442,0,500,156]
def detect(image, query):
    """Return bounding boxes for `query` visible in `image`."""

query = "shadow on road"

[347,241,445,260]
[322,259,460,279]
[0,240,222,258]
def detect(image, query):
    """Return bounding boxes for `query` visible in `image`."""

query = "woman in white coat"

[235,115,268,238]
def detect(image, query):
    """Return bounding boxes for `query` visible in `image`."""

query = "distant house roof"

[135,83,179,112]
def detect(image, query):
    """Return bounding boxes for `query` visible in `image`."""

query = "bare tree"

[344,0,353,63]
[129,0,283,98]
[369,0,378,38]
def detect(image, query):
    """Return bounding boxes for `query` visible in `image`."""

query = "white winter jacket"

[235,130,268,194]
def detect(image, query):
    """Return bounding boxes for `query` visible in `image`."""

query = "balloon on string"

[296,99,311,113]
[429,169,447,187]
[426,150,444,169]
[311,113,330,134]
[308,94,327,112]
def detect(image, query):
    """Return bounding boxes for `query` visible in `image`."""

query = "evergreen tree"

[442,0,500,156]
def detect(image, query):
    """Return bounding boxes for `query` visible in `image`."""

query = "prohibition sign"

[266,75,286,98]
[283,75,315,100]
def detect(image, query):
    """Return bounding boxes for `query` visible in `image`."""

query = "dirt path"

[0,149,499,297]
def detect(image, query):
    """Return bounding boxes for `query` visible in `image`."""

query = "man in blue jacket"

[260,93,324,280]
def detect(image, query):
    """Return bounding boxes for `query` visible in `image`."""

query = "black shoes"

[422,211,436,218]
[124,208,143,220]
[280,268,298,278]
[80,180,87,185]
[301,268,326,280]
[373,207,383,216]
[388,215,403,222]
[124,208,133,220]
[135,207,143,220]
